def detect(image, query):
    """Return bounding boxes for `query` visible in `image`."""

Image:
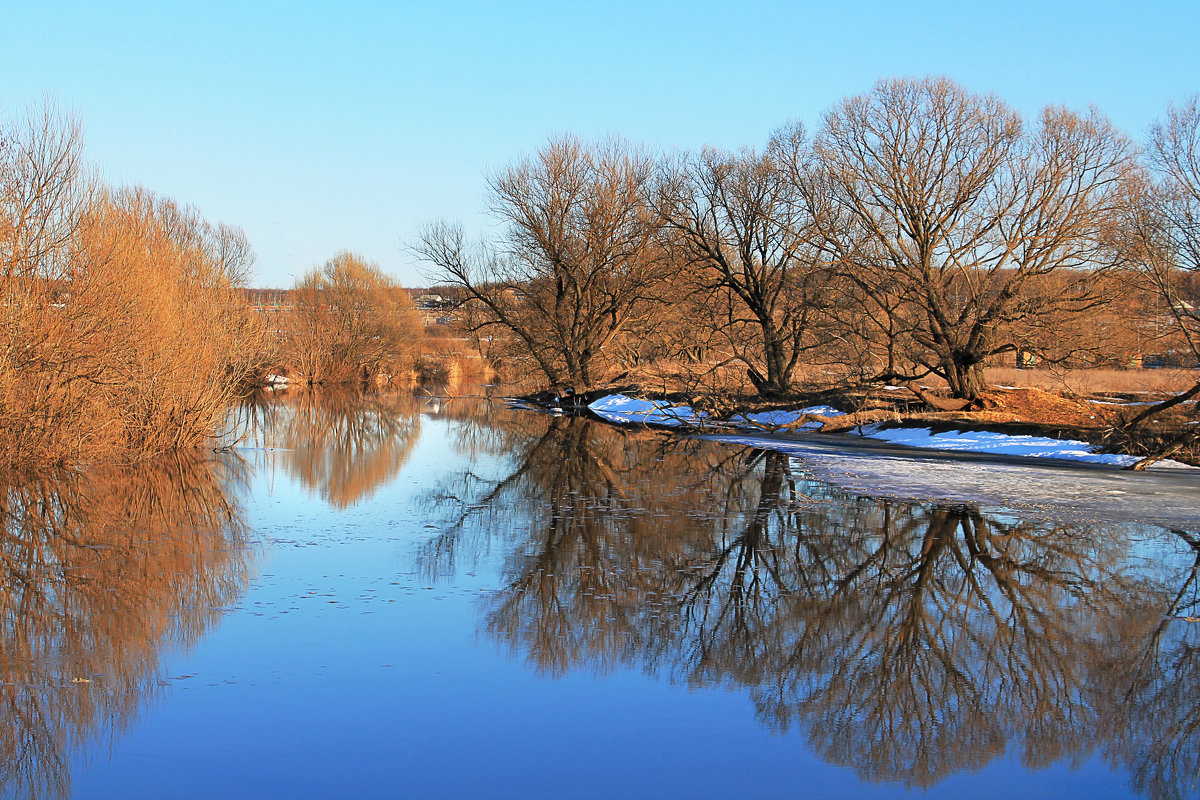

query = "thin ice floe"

[854,423,1141,466]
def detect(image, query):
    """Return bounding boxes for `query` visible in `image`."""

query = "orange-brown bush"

[0,103,268,470]
[281,251,420,384]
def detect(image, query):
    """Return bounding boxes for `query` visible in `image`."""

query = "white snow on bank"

[586,394,1194,470]
[588,395,845,430]
[856,424,1141,466]
[732,406,846,430]
[588,395,706,427]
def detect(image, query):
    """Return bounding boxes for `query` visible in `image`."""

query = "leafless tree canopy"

[1143,96,1200,365]
[655,130,842,396]
[7,80,1199,467]
[417,136,669,389]
[1112,96,1200,465]
[413,80,1163,404]
[808,77,1134,399]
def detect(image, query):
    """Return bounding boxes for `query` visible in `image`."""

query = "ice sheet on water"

[856,423,1139,466]
[698,431,1200,528]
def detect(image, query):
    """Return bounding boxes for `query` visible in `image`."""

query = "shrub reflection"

[0,455,254,799]
[247,390,422,508]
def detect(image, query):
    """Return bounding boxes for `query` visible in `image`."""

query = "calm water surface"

[3,391,1198,798]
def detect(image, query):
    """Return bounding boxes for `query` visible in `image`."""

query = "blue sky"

[3,0,1197,287]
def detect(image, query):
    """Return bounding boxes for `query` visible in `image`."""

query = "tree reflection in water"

[0,455,254,799]
[426,412,1200,800]
[247,390,422,508]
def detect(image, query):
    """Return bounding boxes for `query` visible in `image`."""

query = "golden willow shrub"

[283,251,420,384]
[0,103,269,470]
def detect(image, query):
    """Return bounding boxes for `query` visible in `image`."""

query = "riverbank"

[511,385,1200,470]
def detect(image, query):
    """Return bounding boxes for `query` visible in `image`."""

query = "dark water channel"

[3,391,1199,798]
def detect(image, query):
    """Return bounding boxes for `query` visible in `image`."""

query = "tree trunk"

[758,324,793,397]
[943,352,987,401]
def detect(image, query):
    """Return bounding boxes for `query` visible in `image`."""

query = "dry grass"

[984,366,1197,397]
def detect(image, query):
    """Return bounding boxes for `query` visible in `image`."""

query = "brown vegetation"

[416,136,671,391]
[806,79,1133,400]
[7,80,1200,468]
[655,132,843,396]
[0,102,268,471]
[280,251,420,385]
[1113,95,1200,466]
[410,79,1199,465]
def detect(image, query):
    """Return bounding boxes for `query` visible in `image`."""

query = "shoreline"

[509,388,1200,471]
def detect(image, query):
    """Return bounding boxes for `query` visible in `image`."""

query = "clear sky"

[2,0,1197,287]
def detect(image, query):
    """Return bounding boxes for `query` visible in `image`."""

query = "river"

[3,389,1197,798]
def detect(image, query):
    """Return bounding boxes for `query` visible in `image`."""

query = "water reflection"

[0,455,253,799]
[428,413,1200,799]
[246,390,422,508]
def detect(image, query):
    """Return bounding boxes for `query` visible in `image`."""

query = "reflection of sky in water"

[43,396,1198,799]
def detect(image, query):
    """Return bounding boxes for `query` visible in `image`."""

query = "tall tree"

[417,136,666,391]
[1116,96,1200,468]
[808,77,1133,400]
[655,131,837,397]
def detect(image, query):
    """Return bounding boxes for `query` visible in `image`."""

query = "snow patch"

[588,394,845,431]
[584,394,1191,470]
[587,395,705,427]
[732,406,846,431]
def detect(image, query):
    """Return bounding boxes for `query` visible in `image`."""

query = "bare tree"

[807,77,1134,400]
[1,101,268,469]
[1142,97,1200,368]
[416,136,667,392]
[1115,96,1200,468]
[0,100,90,283]
[655,130,840,397]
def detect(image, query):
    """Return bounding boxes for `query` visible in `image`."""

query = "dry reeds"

[983,367,1198,397]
